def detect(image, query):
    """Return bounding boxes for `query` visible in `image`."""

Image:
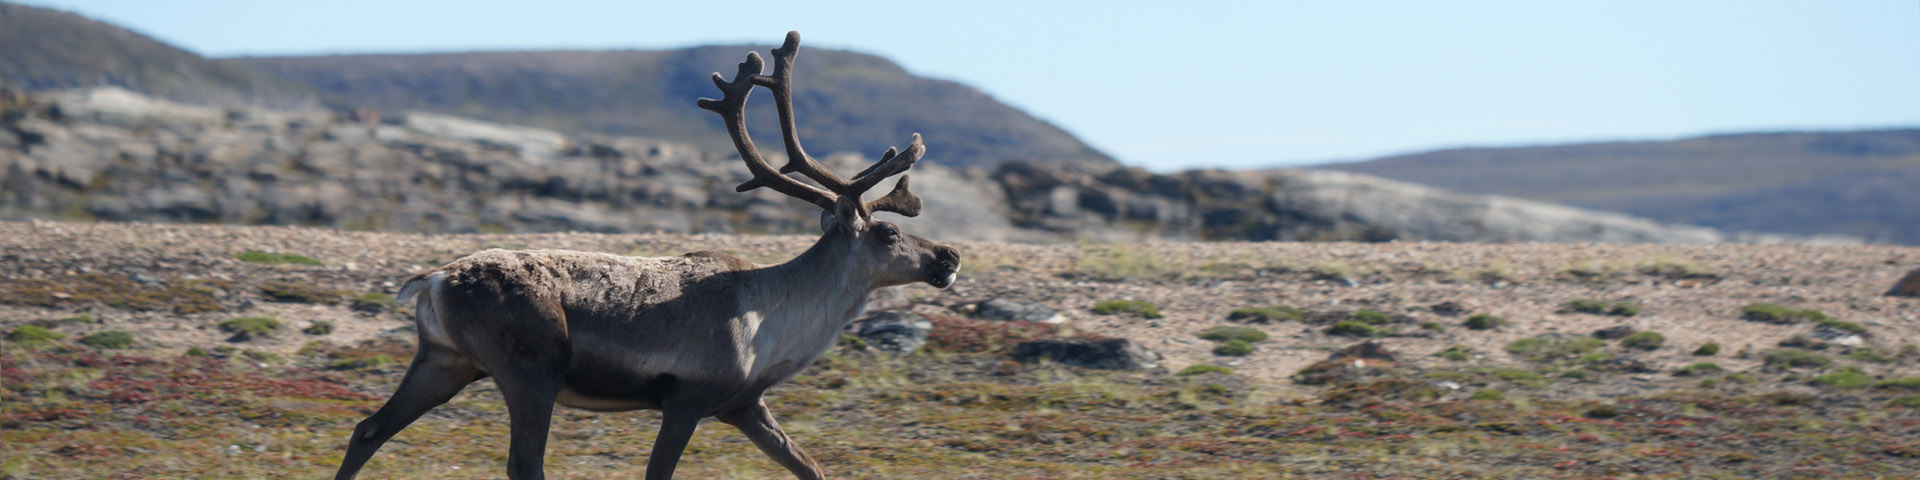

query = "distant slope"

[0,2,311,108]
[230,45,1114,169]
[1321,130,1920,244]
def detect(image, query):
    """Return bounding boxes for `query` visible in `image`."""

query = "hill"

[2,87,1755,245]
[1,221,1917,477]
[1321,130,1920,244]
[0,2,312,109]
[0,2,1112,169]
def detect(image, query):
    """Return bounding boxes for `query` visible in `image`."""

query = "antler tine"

[753,31,856,194]
[848,133,924,194]
[696,50,839,211]
[865,175,924,217]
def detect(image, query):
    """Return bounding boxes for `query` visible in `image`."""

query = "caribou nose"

[934,245,961,271]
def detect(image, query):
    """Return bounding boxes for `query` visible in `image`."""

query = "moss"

[1196,326,1267,343]
[329,353,397,371]
[8,325,64,343]
[1326,320,1377,337]
[1674,362,1723,377]
[302,320,334,336]
[77,330,133,349]
[1693,342,1721,356]
[234,250,322,266]
[1469,389,1506,401]
[1212,339,1254,356]
[1418,321,1445,333]
[1463,314,1506,330]
[1620,331,1665,350]
[220,317,282,340]
[1090,299,1162,319]
[1813,366,1873,389]
[1226,305,1304,323]
[1764,349,1831,369]
[55,314,93,325]
[259,281,346,304]
[1177,364,1233,376]
[1,273,223,314]
[1740,303,1828,324]
[1894,394,1920,409]
[1068,244,1181,281]
[1849,348,1894,363]
[1433,345,1472,362]
[184,346,208,357]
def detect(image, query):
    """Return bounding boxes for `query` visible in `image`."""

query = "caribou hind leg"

[333,345,482,480]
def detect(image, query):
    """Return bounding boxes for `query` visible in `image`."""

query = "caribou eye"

[875,224,899,243]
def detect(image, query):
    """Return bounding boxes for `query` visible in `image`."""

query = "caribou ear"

[818,210,835,234]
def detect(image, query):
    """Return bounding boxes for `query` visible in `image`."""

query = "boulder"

[847,311,932,355]
[1592,325,1636,340]
[975,298,1064,324]
[1012,338,1156,370]
[1891,268,1920,297]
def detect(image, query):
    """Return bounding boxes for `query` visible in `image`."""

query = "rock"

[847,311,932,355]
[1891,268,1920,297]
[1328,341,1397,362]
[1806,325,1866,346]
[1592,325,1636,340]
[1587,356,1657,373]
[864,287,912,312]
[975,298,1064,324]
[1430,301,1468,317]
[1011,338,1156,370]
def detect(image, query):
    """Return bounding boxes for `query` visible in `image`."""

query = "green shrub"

[78,330,133,349]
[1419,321,1445,333]
[220,317,282,340]
[1850,348,1894,363]
[1350,310,1393,325]
[1470,389,1506,401]
[1876,377,1920,391]
[1693,342,1721,356]
[1178,364,1233,376]
[8,325,64,343]
[1621,331,1665,350]
[259,281,345,304]
[1559,299,1637,316]
[353,292,402,311]
[1212,339,1254,356]
[1226,305,1304,323]
[234,250,322,266]
[1814,366,1873,389]
[329,353,397,370]
[1674,362,1723,376]
[1815,319,1867,334]
[1197,326,1268,343]
[1740,303,1828,324]
[1434,345,1472,362]
[1505,336,1606,362]
[1893,394,1920,409]
[185,346,208,357]
[55,314,93,324]
[1764,349,1832,369]
[1090,299,1163,319]
[303,320,334,336]
[1463,314,1506,330]
[1326,320,1377,337]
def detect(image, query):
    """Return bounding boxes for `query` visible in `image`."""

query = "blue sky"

[26,0,1920,171]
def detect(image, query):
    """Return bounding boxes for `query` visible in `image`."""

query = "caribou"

[332,31,961,480]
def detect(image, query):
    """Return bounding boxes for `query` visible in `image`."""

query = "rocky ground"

[4,220,1919,478]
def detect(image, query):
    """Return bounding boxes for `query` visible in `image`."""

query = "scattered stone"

[1011,338,1156,370]
[847,311,932,355]
[1890,268,1920,297]
[975,298,1064,324]
[1328,341,1397,362]
[1592,325,1636,340]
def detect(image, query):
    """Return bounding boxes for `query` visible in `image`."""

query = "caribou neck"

[758,231,875,326]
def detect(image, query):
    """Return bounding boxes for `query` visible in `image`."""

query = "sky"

[24,0,1920,171]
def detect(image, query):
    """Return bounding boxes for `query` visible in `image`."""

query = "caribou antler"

[696,30,925,218]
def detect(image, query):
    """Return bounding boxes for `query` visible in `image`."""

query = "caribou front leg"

[644,405,706,480]
[718,398,825,480]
